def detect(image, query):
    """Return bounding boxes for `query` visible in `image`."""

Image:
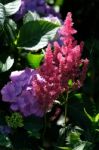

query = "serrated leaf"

[17,20,59,51]
[73,143,86,150]
[4,0,21,16]
[0,56,14,72]
[0,3,5,25]
[27,53,44,68]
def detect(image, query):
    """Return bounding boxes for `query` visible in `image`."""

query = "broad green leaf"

[23,11,40,24]
[17,20,60,51]
[0,3,5,25]
[0,56,14,72]
[4,0,21,16]
[4,19,17,43]
[27,53,44,68]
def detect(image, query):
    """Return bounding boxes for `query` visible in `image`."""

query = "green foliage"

[17,20,60,51]
[0,0,21,25]
[0,133,12,148]
[0,3,5,25]
[68,79,73,89]
[0,56,14,72]
[23,11,40,23]
[24,116,43,139]
[6,112,24,129]
[66,127,92,150]
[84,108,99,133]
[26,53,44,68]
[4,0,21,16]
[56,126,92,150]
[57,147,71,150]
[0,1,18,46]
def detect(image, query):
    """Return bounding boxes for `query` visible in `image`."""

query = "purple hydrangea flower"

[1,68,45,117]
[14,0,60,20]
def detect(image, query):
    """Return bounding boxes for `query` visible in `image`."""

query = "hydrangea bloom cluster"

[1,12,89,117]
[14,0,60,20]
[1,68,46,117]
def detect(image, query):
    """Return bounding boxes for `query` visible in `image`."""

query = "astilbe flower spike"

[52,12,89,91]
[32,45,62,112]
[1,12,89,117]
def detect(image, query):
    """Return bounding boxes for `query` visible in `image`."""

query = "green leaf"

[0,3,5,25]
[55,0,64,6]
[17,20,60,51]
[73,143,86,150]
[66,131,81,146]
[57,147,72,150]
[0,133,12,148]
[0,56,14,72]
[4,0,21,16]
[23,11,40,24]
[68,79,73,88]
[84,108,94,122]
[6,112,24,128]
[27,53,44,68]
[74,93,82,99]
[24,116,43,138]
[95,113,99,123]
[7,18,17,31]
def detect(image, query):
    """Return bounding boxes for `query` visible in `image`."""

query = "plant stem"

[64,91,69,126]
[42,113,47,142]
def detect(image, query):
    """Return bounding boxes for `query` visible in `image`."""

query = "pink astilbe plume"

[44,12,89,91]
[1,12,89,117]
[31,11,89,114]
[32,45,62,113]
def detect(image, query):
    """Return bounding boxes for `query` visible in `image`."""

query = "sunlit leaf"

[0,3,5,25]
[23,11,40,24]
[17,20,60,51]
[4,0,21,16]
[95,113,99,123]
[27,53,44,68]
[57,147,72,150]
[0,56,14,72]
[84,108,94,122]
[73,143,86,150]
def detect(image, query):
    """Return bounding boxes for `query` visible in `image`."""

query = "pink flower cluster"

[1,12,89,117]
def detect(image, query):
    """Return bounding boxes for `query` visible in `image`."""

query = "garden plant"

[0,0,99,150]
